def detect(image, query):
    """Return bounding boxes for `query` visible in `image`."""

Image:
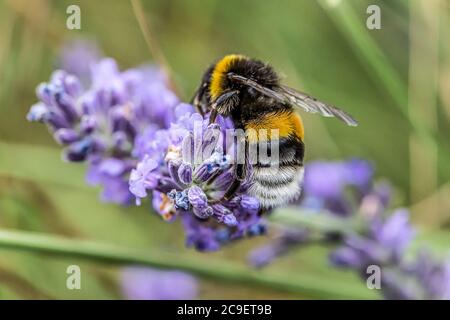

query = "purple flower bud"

[80,115,97,134]
[223,215,238,226]
[202,125,221,162]
[63,74,83,97]
[192,163,211,183]
[211,206,238,226]
[167,159,185,188]
[54,91,78,123]
[193,206,213,219]
[36,83,53,106]
[240,195,260,212]
[111,107,137,139]
[27,103,49,122]
[46,111,70,129]
[54,128,80,144]
[187,186,208,209]
[64,138,92,162]
[212,204,231,216]
[212,170,233,190]
[157,177,179,193]
[178,162,193,185]
[80,92,98,114]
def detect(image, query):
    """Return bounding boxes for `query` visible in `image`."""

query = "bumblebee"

[193,54,357,208]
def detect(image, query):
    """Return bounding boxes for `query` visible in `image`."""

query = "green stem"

[0,229,371,299]
[270,207,362,234]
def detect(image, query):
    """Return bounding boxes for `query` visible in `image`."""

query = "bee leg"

[209,138,248,203]
[208,165,244,204]
[222,162,246,201]
[209,107,218,124]
[191,82,208,116]
[224,134,248,200]
[215,90,240,115]
[195,102,205,117]
[204,167,224,186]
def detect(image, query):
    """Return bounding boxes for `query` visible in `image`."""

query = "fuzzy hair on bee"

[192,54,357,208]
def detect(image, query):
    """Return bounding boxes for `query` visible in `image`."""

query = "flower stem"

[270,207,362,234]
[0,229,371,299]
[130,0,181,96]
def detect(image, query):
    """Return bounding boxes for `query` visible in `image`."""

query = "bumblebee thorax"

[208,55,279,101]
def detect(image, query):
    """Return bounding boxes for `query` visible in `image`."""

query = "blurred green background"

[0,0,449,299]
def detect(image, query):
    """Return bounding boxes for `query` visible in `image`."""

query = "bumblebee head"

[206,54,246,116]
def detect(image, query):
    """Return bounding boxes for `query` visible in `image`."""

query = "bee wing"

[278,85,358,126]
[228,73,286,101]
[228,73,358,127]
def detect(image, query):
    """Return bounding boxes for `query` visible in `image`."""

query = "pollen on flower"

[159,194,176,221]
[165,145,182,162]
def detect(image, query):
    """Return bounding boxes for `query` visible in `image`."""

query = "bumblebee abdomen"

[248,136,305,208]
[249,167,304,208]
[244,110,304,142]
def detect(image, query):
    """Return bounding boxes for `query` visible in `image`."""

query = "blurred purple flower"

[121,267,198,300]
[86,157,134,204]
[58,38,101,84]
[248,158,380,267]
[248,229,308,268]
[411,251,450,300]
[330,209,450,299]
[330,209,415,269]
[302,159,374,215]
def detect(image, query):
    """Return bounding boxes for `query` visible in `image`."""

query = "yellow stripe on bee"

[209,54,246,100]
[245,111,304,143]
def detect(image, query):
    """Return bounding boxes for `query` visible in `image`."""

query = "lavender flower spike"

[28,46,179,204]
[129,106,265,251]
